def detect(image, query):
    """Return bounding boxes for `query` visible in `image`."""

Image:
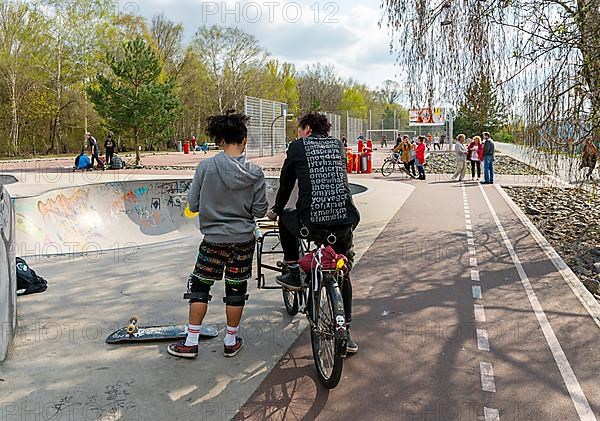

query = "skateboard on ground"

[106,316,219,344]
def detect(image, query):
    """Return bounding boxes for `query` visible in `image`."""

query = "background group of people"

[451,132,496,183]
[74,132,119,170]
[392,135,429,180]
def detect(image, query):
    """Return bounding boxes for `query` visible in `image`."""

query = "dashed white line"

[484,407,500,421]
[467,231,474,238]
[469,247,477,256]
[470,257,478,267]
[479,184,595,421]
[472,285,482,299]
[480,362,496,392]
[471,270,480,282]
[474,304,486,322]
[477,329,490,351]
[468,238,475,246]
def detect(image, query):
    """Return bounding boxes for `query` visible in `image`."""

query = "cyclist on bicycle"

[267,112,361,353]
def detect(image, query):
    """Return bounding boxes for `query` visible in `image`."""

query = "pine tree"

[87,36,181,150]
[453,72,506,138]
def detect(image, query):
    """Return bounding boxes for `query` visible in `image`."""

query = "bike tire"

[282,287,299,316]
[381,160,395,177]
[310,274,346,389]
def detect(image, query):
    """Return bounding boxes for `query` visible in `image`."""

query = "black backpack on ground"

[16,257,48,296]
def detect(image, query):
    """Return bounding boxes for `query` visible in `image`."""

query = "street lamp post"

[271,105,288,156]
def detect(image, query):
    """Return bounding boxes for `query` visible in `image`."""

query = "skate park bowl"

[12,178,368,257]
[0,184,16,362]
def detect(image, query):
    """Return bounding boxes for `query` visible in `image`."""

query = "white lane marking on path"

[474,304,486,322]
[471,270,480,281]
[469,247,477,256]
[479,184,596,421]
[467,231,474,238]
[496,184,600,331]
[485,407,500,421]
[468,238,475,246]
[472,285,482,299]
[480,362,497,392]
[477,329,490,351]
[470,257,478,267]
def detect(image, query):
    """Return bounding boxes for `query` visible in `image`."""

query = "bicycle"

[381,152,416,178]
[256,223,348,389]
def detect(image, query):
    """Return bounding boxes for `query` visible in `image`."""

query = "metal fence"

[244,96,288,158]
[321,112,342,140]
[346,114,365,145]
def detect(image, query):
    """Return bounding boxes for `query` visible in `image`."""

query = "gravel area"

[427,152,544,175]
[504,186,600,295]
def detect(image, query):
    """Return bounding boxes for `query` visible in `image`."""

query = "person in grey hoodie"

[168,112,268,360]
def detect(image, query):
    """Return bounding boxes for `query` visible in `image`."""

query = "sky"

[126,0,401,89]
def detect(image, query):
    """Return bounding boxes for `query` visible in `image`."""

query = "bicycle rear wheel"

[310,274,346,389]
[381,160,395,177]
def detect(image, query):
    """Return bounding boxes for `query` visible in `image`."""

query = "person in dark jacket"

[104,132,116,166]
[482,132,495,184]
[86,132,101,169]
[267,112,361,353]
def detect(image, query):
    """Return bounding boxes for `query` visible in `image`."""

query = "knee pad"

[184,276,212,304]
[224,282,249,307]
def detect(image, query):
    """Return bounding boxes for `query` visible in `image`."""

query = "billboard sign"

[409,108,446,126]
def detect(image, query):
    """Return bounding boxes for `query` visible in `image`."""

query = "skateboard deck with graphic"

[106,317,218,344]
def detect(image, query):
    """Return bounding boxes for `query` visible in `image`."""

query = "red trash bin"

[367,139,373,151]
[358,140,364,154]
[183,141,190,154]
[364,147,373,174]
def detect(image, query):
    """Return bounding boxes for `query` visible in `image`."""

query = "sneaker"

[224,337,244,357]
[276,269,302,291]
[346,334,358,354]
[167,339,198,359]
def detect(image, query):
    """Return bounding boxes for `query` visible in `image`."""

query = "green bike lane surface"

[236,180,600,421]
[236,180,488,420]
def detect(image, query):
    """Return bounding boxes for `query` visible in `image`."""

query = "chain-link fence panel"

[244,96,288,158]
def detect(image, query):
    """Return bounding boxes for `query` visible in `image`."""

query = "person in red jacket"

[415,136,427,180]
[468,136,484,181]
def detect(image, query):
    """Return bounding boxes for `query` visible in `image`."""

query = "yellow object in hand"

[184,203,199,219]
[336,259,345,270]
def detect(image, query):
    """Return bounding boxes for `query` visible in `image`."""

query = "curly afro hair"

[205,110,250,145]
[298,112,331,136]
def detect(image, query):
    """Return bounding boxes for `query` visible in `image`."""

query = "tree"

[297,64,343,112]
[0,2,46,156]
[380,0,600,146]
[378,80,402,105]
[150,13,184,76]
[87,37,181,150]
[453,72,506,137]
[191,25,266,113]
[341,87,367,119]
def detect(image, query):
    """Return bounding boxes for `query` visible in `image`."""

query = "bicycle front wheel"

[282,287,299,316]
[310,275,346,389]
[381,160,395,177]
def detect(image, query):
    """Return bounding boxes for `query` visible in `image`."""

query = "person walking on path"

[482,132,495,184]
[104,132,116,166]
[468,136,483,181]
[86,132,101,169]
[433,136,441,150]
[167,111,268,359]
[415,136,427,180]
[580,137,598,180]
[451,134,467,181]
[381,135,388,148]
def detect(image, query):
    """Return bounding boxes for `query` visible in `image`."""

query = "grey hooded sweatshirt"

[188,152,268,244]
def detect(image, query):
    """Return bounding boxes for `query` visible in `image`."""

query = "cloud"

[133,0,399,88]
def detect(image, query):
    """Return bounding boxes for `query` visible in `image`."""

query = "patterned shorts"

[188,239,255,291]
